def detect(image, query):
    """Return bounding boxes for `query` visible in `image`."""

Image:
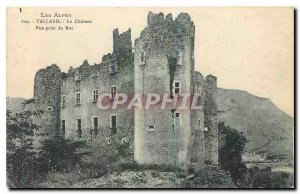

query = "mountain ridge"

[216,88,294,159]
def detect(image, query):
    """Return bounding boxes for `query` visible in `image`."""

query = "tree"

[218,122,248,186]
[7,99,89,187]
[38,135,89,173]
[6,106,43,188]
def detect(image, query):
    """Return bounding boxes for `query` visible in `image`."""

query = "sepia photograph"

[6,7,294,189]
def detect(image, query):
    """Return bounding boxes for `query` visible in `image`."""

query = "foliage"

[248,166,294,188]
[84,132,133,178]
[182,166,236,188]
[21,98,35,108]
[38,136,89,173]
[7,100,89,188]
[271,171,294,188]
[218,122,248,186]
[218,122,294,188]
[6,108,43,188]
[6,109,42,141]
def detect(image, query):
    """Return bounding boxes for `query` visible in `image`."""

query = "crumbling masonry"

[33,12,218,169]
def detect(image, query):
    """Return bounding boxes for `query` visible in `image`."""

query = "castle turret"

[134,12,195,169]
[33,64,62,136]
[113,28,132,62]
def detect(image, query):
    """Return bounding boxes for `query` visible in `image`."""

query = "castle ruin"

[33,11,218,169]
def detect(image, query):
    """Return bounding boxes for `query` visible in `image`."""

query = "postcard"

[6,7,294,189]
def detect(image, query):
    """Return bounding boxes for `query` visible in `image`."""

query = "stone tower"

[134,12,196,169]
[33,64,62,137]
[189,71,206,166]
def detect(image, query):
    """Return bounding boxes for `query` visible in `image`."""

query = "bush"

[218,122,248,186]
[249,166,294,188]
[39,136,89,173]
[182,166,236,188]
[7,100,89,188]
[6,108,44,188]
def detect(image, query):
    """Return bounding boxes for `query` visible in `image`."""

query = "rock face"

[216,88,294,159]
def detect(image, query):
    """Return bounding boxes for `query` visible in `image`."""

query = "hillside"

[217,88,294,159]
[6,97,33,113]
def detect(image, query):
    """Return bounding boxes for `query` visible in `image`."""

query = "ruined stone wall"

[113,28,132,63]
[134,12,195,169]
[32,12,218,169]
[61,29,134,153]
[189,71,206,167]
[33,64,62,136]
[204,74,218,165]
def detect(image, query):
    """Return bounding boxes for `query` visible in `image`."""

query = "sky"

[7,7,294,116]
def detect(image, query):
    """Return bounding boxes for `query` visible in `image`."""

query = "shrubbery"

[218,122,294,188]
[7,109,44,188]
[218,122,248,186]
[182,166,236,188]
[248,166,294,188]
[7,102,88,188]
[39,136,89,173]
[7,101,293,188]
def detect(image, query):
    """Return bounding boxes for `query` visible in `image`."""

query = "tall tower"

[134,12,195,169]
[33,64,62,137]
